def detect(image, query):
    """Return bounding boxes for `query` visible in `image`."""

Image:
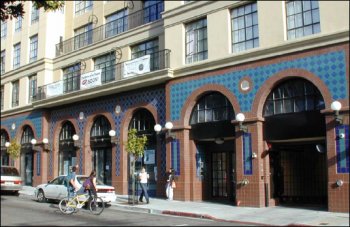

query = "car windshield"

[77,176,104,185]
[1,167,20,176]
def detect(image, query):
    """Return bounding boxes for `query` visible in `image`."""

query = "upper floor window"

[13,43,21,69]
[15,16,23,32]
[1,21,7,39]
[29,35,38,62]
[28,75,37,103]
[75,1,93,15]
[31,4,39,24]
[131,39,159,71]
[94,53,116,84]
[1,50,5,74]
[105,9,128,38]
[263,78,325,117]
[190,92,234,125]
[74,23,93,50]
[185,18,207,64]
[12,80,19,107]
[231,2,259,53]
[1,86,4,110]
[63,64,80,93]
[143,0,164,23]
[286,0,320,40]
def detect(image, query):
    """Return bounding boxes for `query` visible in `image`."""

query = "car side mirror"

[48,180,51,184]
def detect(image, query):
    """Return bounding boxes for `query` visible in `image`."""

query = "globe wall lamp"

[331,101,343,124]
[236,113,248,133]
[5,141,10,148]
[109,130,119,144]
[31,138,50,151]
[72,134,80,147]
[154,121,176,139]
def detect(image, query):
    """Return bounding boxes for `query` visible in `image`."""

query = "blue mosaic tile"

[49,88,166,177]
[170,50,348,120]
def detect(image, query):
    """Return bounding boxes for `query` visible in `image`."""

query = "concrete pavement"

[18,186,349,226]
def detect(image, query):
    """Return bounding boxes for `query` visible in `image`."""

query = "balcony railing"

[55,2,164,57]
[34,49,170,101]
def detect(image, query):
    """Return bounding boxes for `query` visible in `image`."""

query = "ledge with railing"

[34,49,170,102]
[55,2,164,57]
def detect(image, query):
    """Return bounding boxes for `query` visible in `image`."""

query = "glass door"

[212,152,228,198]
[24,152,33,186]
[93,148,112,185]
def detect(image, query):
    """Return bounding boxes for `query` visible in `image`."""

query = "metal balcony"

[55,2,164,57]
[34,49,170,102]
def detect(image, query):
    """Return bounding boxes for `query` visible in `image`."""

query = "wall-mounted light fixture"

[240,178,249,186]
[5,141,10,148]
[31,138,50,151]
[42,138,49,151]
[109,130,119,144]
[215,138,224,145]
[236,113,248,133]
[79,112,85,120]
[331,101,343,124]
[336,179,343,187]
[11,123,16,130]
[252,152,257,159]
[72,134,80,147]
[154,121,176,139]
[115,105,121,115]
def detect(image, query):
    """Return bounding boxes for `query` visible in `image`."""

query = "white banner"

[123,55,150,78]
[46,81,63,97]
[80,69,102,90]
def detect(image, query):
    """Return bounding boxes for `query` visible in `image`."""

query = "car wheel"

[37,190,47,203]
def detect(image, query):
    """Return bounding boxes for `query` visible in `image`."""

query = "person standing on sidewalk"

[165,168,175,200]
[138,167,150,204]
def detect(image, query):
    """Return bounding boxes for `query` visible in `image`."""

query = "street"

[1,195,248,226]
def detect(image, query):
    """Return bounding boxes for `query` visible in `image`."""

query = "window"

[21,126,34,145]
[231,2,259,53]
[143,0,164,23]
[91,116,111,137]
[105,9,128,38]
[15,16,23,32]
[185,18,207,64]
[63,64,80,93]
[94,53,116,83]
[1,86,4,110]
[131,39,159,70]
[12,80,19,107]
[13,43,21,69]
[31,4,39,24]
[263,79,325,117]
[286,0,320,40]
[129,109,155,133]
[28,75,37,103]
[29,35,38,62]
[75,1,93,15]
[1,50,5,74]
[1,21,7,39]
[74,24,93,50]
[190,92,234,124]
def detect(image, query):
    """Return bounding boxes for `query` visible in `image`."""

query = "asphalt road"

[1,195,248,226]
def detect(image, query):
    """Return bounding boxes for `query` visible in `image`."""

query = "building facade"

[1,1,349,212]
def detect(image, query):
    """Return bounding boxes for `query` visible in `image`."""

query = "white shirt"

[139,171,149,183]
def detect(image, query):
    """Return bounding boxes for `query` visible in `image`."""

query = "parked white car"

[1,166,23,194]
[34,175,116,203]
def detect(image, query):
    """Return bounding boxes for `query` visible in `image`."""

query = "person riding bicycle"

[82,170,98,199]
[67,166,80,199]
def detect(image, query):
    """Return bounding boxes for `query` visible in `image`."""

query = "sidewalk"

[19,186,349,226]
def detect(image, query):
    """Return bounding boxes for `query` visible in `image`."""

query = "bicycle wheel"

[89,197,105,215]
[59,198,76,215]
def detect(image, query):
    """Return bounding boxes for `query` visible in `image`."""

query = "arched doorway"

[128,108,157,196]
[1,130,10,166]
[58,121,77,175]
[90,115,112,185]
[20,126,35,186]
[189,92,236,203]
[263,78,327,207]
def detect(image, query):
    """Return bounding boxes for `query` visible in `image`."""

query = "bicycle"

[59,191,105,215]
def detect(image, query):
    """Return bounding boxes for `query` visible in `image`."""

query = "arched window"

[91,115,111,139]
[263,79,325,117]
[21,126,34,148]
[1,130,10,166]
[129,109,155,134]
[59,121,75,145]
[190,92,234,125]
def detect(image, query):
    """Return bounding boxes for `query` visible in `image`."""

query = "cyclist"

[83,170,98,198]
[67,166,80,199]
